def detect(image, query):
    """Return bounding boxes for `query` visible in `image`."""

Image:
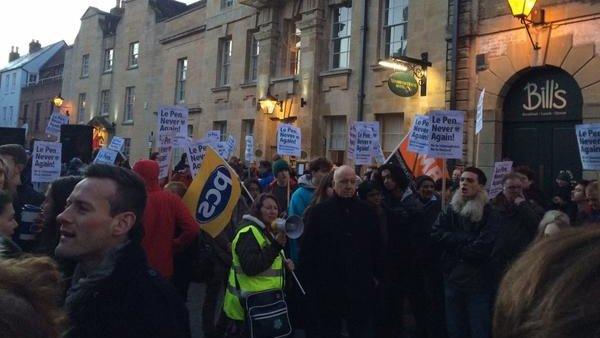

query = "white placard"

[488,161,514,199]
[347,123,357,160]
[476,89,485,135]
[348,121,380,162]
[216,141,229,159]
[185,140,208,178]
[158,106,188,148]
[108,136,125,152]
[373,139,386,165]
[576,124,600,170]
[428,110,465,159]
[245,135,254,162]
[45,112,69,137]
[226,135,236,159]
[157,134,174,179]
[31,141,61,183]
[94,148,119,165]
[408,115,431,154]
[206,130,221,147]
[277,124,301,157]
[355,126,375,165]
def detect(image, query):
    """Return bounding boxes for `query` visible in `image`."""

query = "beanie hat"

[415,175,435,189]
[272,159,290,176]
[556,170,573,182]
[357,181,381,200]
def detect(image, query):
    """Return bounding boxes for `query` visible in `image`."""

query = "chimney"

[29,40,42,54]
[110,0,124,16]
[8,46,20,62]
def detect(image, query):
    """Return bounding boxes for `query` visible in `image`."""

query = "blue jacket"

[288,174,316,218]
[258,172,274,189]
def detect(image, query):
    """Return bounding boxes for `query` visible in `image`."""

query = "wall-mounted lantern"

[507,0,544,50]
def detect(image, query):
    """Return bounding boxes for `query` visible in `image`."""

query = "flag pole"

[475,133,480,168]
[442,160,447,210]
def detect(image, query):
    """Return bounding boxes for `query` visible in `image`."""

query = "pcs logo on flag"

[196,165,233,223]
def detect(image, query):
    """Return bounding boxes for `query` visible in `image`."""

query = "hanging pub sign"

[388,71,419,97]
[503,67,583,122]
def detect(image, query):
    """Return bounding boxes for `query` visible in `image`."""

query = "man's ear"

[15,163,25,175]
[111,211,136,237]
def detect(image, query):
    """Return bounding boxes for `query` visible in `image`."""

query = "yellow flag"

[183,146,241,237]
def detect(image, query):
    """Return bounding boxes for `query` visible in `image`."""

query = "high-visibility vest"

[223,224,284,321]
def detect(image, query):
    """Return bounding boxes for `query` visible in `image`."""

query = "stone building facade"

[62,0,450,165]
[454,0,600,191]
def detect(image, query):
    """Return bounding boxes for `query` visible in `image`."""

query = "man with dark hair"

[267,159,297,213]
[431,166,496,338]
[0,144,44,252]
[56,164,190,338]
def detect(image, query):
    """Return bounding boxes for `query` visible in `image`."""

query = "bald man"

[299,165,381,338]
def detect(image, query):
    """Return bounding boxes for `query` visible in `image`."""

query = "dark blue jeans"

[444,281,492,338]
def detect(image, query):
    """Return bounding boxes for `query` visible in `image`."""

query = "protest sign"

[277,124,301,157]
[408,115,431,154]
[108,136,125,153]
[488,161,513,198]
[428,110,465,159]
[31,141,61,183]
[94,148,119,165]
[45,112,69,138]
[158,106,188,147]
[576,124,600,170]
[157,134,174,179]
[348,121,380,162]
[216,141,229,159]
[206,130,221,147]
[476,89,485,135]
[347,123,357,160]
[245,135,254,162]
[373,139,386,165]
[355,126,375,165]
[185,140,208,178]
[226,135,236,159]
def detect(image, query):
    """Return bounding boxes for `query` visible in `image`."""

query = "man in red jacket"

[133,160,199,279]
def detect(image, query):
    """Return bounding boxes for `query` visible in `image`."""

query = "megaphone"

[271,215,304,239]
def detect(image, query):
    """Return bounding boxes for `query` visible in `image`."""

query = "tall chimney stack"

[29,40,42,54]
[8,46,20,62]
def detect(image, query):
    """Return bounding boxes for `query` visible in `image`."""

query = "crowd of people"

[0,143,599,338]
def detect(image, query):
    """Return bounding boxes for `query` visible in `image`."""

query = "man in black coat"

[300,165,381,338]
[55,164,190,338]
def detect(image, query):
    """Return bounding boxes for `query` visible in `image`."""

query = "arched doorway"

[503,66,583,193]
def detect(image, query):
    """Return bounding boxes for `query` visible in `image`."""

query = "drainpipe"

[357,0,369,122]
[450,0,459,110]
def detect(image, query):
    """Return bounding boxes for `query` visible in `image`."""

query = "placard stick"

[442,160,447,210]
[412,153,420,175]
[475,133,481,168]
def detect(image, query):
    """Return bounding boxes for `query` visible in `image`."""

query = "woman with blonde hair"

[537,210,570,238]
[0,256,65,338]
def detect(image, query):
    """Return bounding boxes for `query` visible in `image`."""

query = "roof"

[0,41,66,73]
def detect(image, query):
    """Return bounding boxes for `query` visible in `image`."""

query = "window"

[377,113,405,152]
[218,38,232,86]
[8,106,13,124]
[1,107,6,124]
[282,24,301,76]
[81,54,89,77]
[3,75,9,93]
[221,0,234,8]
[328,116,346,150]
[241,119,254,161]
[331,6,352,69]
[28,74,37,85]
[11,73,16,92]
[35,103,42,131]
[175,58,187,103]
[246,33,259,82]
[383,0,409,58]
[77,93,87,124]
[213,121,227,141]
[124,86,135,122]
[100,90,111,117]
[104,49,114,72]
[123,138,131,158]
[128,42,139,68]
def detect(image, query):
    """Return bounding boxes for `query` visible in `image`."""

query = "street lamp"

[52,95,64,108]
[507,0,543,50]
[257,91,282,115]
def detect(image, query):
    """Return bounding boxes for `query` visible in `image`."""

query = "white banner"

[373,139,386,165]
[158,106,188,151]
[488,161,514,199]
[576,124,600,170]
[347,123,357,160]
[476,89,485,135]
[216,141,229,159]
[206,130,221,147]
[94,148,119,165]
[45,112,69,138]
[185,140,208,178]
[277,124,301,157]
[31,141,62,183]
[157,134,174,179]
[355,126,375,165]
[428,110,465,159]
[108,136,125,153]
[408,115,431,154]
[245,135,254,162]
[226,135,236,159]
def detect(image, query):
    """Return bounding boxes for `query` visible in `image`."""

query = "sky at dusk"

[0,0,197,69]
